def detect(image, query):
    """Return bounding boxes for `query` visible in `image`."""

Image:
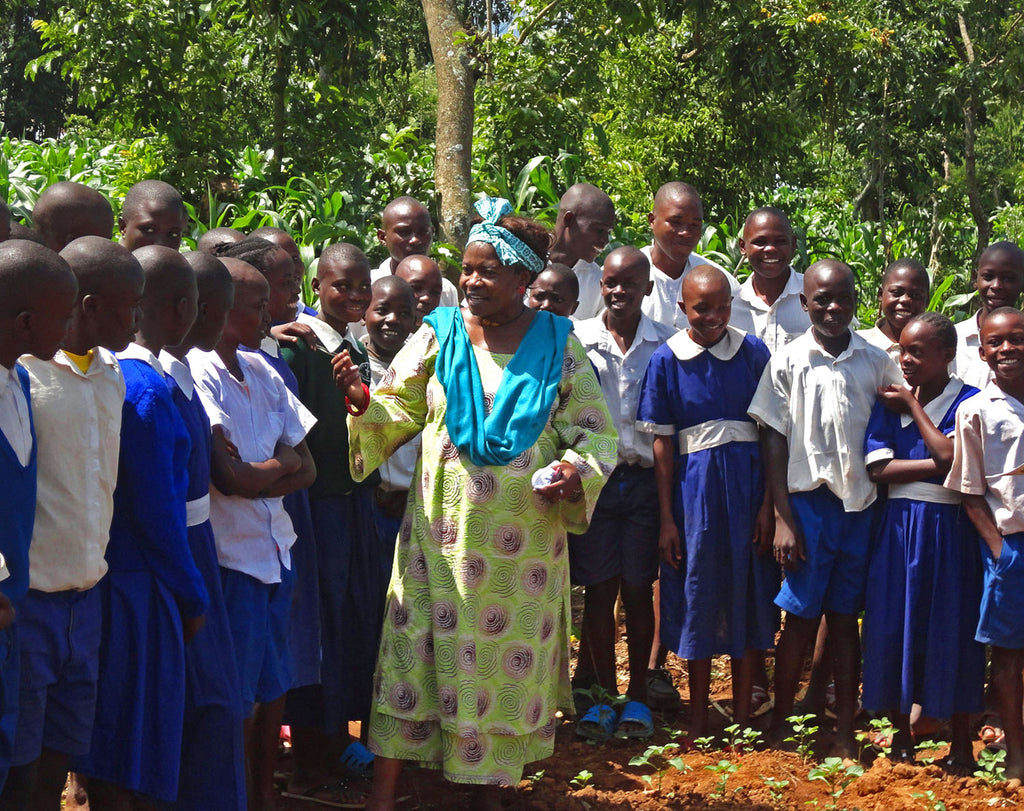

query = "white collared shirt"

[952,313,992,391]
[189,348,316,584]
[857,324,901,366]
[21,348,126,591]
[748,328,903,511]
[368,354,420,491]
[571,259,605,321]
[0,362,33,466]
[297,312,352,351]
[863,375,966,468]
[663,323,747,364]
[116,342,164,375]
[639,246,739,330]
[372,257,460,307]
[574,313,677,466]
[731,268,809,354]
[159,350,195,400]
[945,382,1024,535]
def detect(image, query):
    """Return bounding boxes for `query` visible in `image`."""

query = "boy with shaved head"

[74,245,209,806]
[372,197,459,307]
[394,254,445,326]
[118,179,189,251]
[642,182,737,331]
[2,237,142,809]
[197,226,245,255]
[749,260,901,757]
[731,207,809,353]
[0,241,77,792]
[31,182,114,252]
[570,247,675,738]
[549,183,616,320]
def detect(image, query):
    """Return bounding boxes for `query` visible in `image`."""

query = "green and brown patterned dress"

[348,323,618,785]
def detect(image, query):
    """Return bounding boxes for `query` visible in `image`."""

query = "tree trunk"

[421,0,475,248]
[957,14,991,261]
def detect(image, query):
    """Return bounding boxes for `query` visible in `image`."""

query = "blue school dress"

[75,351,209,801]
[861,379,986,718]
[0,365,36,789]
[636,328,779,660]
[164,357,247,811]
[246,342,322,690]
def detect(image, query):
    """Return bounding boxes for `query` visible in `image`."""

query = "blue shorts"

[221,563,296,713]
[568,464,660,587]
[10,588,102,766]
[775,487,874,619]
[977,532,1024,649]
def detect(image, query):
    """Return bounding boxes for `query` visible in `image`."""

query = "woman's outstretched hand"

[331,350,368,410]
[533,460,583,503]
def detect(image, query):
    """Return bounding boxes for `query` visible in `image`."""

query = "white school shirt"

[730,268,809,354]
[952,313,992,391]
[857,324,901,366]
[0,362,33,466]
[571,259,605,321]
[372,257,460,307]
[638,245,738,331]
[945,382,1024,536]
[21,348,125,592]
[574,313,676,467]
[189,348,316,584]
[369,354,420,491]
[747,328,903,512]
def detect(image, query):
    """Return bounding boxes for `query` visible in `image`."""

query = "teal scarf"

[426,307,572,467]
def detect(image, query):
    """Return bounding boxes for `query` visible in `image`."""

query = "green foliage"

[785,714,819,765]
[723,723,762,754]
[857,716,896,760]
[629,740,691,792]
[808,757,864,809]
[570,769,593,788]
[704,758,740,798]
[973,747,1007,785]
[761,775,790,803]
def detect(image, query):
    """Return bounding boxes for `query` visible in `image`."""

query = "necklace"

[478,306,527,328]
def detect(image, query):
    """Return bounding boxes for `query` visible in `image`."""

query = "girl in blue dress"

[636,266,779,741]
[862,311,984,768]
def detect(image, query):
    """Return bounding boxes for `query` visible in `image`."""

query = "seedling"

[912,790,947,811]
[693,735,716,753]
[914,739,942,766]
[761,775,790,803]
[724,723,762,754]
[785,714,819,764]
[629,742,691,792]
[525,769,545,785]
[856,716,895,759]
[973,747,1007,785]
[570,769,593,788]
[808,757,864,810]
[705,758,739,798]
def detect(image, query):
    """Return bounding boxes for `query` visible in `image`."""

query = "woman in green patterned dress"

[333,199,618,809]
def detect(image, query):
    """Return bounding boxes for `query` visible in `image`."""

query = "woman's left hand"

[533,460,584,503]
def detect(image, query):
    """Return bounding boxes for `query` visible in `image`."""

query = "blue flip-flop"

[576,704,617,742]
[615,701,654,739]
[339,740,374,779]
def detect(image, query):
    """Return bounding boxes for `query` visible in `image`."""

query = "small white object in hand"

[531,463,562,490]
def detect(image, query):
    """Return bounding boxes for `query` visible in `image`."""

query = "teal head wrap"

[466,197,545,274]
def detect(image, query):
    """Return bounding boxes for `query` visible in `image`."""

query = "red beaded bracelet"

[346,383,371,416]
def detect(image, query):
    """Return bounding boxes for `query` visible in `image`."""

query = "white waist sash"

[677,420,758,455]
[888,481,961,505]
[186,494,211,527]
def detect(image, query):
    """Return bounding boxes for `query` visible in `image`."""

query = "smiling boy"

[548,184,616,320]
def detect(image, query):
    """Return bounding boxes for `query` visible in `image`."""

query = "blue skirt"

[176,520,246,811]
[74,571,186,801]
[659,443,779,660]
[284,488,321,689]
[862,498,985,717]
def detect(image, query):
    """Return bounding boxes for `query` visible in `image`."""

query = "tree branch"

[517,0,562,45]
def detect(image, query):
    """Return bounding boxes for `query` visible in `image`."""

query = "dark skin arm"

[653,435,682,568]
[210,426,302,498]
[0,593,14,631]
[867,385,954,484]
[271,320,318,349]
[259,440,317,497]
[753,430,776,556]
[963,493,1004,559]
[763,427,805,570]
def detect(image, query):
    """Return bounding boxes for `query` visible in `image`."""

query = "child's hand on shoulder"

[877,384,915,414]
[659,522,682,569]
[271,321,318,349]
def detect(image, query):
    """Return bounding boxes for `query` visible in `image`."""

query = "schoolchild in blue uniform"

[161,251,247,811]
[3,237,140,810]
[0,240,78,792]
[861,312,984,767]
[748,259,902,757]
[191,258,316,811]
[946,307,1024,783]
[75,245,209,806]
[637,265,778,741]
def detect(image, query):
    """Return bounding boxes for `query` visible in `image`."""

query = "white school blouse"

[190,348,316,584]
[574,313,676,467]
[747,329,903,512]
[730,268,809,355]
[945,382,1024,536]
[570,258,605,322]
[0,362,32,466]
[638,245,738,331]
[857,324,901,366]
[952,313,992,391]
[21,348,125,592]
